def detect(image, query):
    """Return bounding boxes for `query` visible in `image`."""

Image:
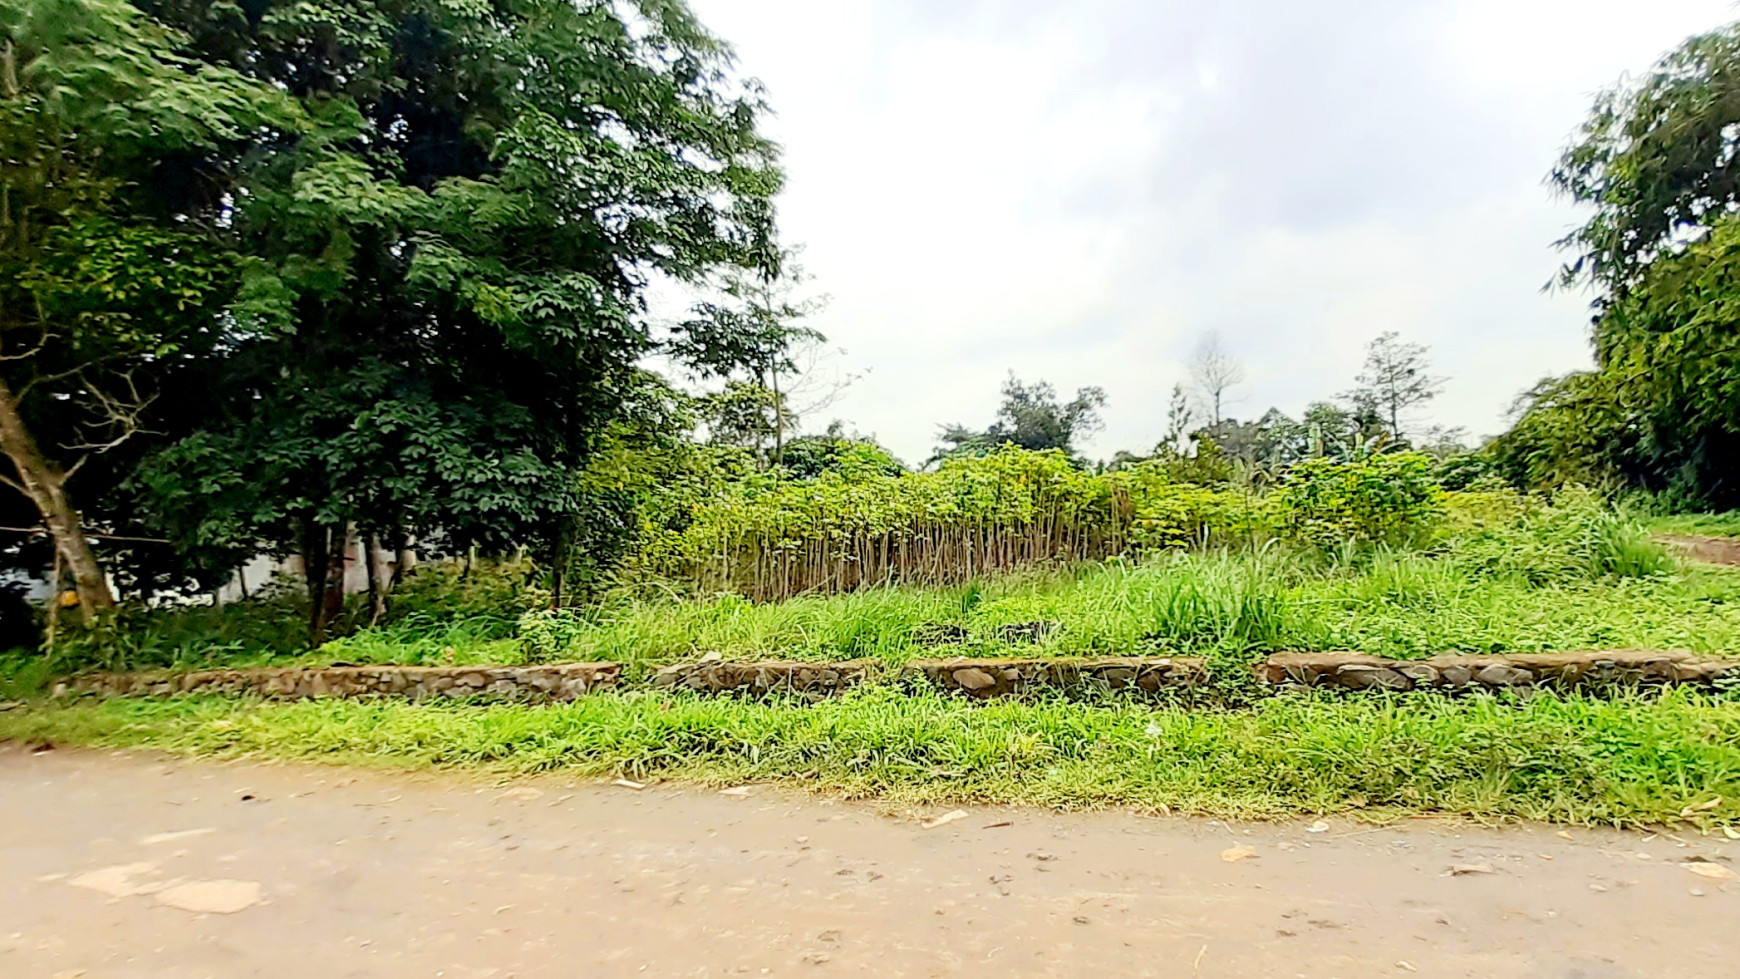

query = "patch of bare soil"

[1658,533,1740,567]
[1,744,1735,977]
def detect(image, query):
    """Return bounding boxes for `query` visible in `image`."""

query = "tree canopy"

[0,0,299,614]
[7,0,791,637]
[933,374,1107,465]
[1507,20,1740,504]
[1552,23,1740,293]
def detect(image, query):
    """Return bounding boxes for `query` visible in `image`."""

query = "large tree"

[933,374,1107,465]
[0,0,296,618]
[1552,23,1740,294]
[1516,20,1740,503]
[107,0,787,641]
[1345,332,1443,444]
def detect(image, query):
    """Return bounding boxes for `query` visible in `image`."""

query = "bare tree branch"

[61,369,158,454]
[1189,333,1246,427]
[0,321,51,361]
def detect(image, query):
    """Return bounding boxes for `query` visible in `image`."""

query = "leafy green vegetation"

[5,688,1739,825]
[17,484,1718,681]
[642,448,1455,603]
[1494,21,1740,508]
[522,552,1736,671]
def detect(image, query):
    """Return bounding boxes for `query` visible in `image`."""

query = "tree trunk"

[321,523,349,635]
[301,518,332,647]
[771,368,785,467]
[0,377,115,620]
[364,534,386,626]
[45,547,63,649]
[393,533,416,590]
[549,519,568,610]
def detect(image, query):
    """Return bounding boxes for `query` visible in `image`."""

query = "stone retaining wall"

[1259,650,1735,691]
[911,657,1207,698]
[53,650,1735,704]
[649,658,874,698]
[58,663,620,702]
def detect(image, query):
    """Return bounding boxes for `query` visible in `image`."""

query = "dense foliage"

[5,0,795,642]
[1509,20,1740,506]
[1273,453,1442,549]
[0,0,298,612]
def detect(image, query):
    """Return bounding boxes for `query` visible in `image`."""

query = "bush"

[1444,487,1674,583]
[388,556,546,621]
[637,447,1283,600]
[43,594,314,673]
[516,608,595,662]
[1274,453,1443,549]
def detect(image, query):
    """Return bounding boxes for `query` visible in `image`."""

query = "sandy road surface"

[1,743,1735,978]
[1657,533,1740,567]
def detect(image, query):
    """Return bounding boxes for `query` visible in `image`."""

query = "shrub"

[1274,453,1443,549]
[516,608,595,662]
[388,556,546,622]
[639,447,1278,601]
[1444,487,1674,583]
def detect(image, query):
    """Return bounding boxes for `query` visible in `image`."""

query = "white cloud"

[685,0,1734,464]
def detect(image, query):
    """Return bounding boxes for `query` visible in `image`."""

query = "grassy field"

[7,497,1739,828]
[519,553,1740,669]
[27,552,1740,678]
[22,497,1740,677]
[4,687,1738,826]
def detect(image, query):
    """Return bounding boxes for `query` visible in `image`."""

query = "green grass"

[1646,512,1740,539]
[47,546,1740,678]
[5,688,1739,825]
[511,550,1740,668]
[314,613,520,666]
[37,494,1735,677]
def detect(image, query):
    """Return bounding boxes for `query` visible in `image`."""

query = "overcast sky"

[680,0,1736,465]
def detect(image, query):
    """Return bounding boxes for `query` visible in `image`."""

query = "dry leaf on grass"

[1681,797,1724,817]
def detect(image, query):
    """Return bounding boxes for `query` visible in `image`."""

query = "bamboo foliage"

[645,448,1268,602]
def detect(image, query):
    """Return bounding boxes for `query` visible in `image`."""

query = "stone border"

[650,658,875,698]
[911,657,1206,698]
[52,650,1736,704]
[57,663,620,702]
[1259,650,1735,691]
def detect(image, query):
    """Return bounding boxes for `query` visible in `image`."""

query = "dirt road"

[1659,533,1740,567]
[1,744,1735,978]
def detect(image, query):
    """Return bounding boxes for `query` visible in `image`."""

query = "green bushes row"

[639,448,1452,599]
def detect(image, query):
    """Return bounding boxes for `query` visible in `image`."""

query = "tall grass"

[514,537,1730,670]
[31,489,1711,677]
[7,687,1740,824]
